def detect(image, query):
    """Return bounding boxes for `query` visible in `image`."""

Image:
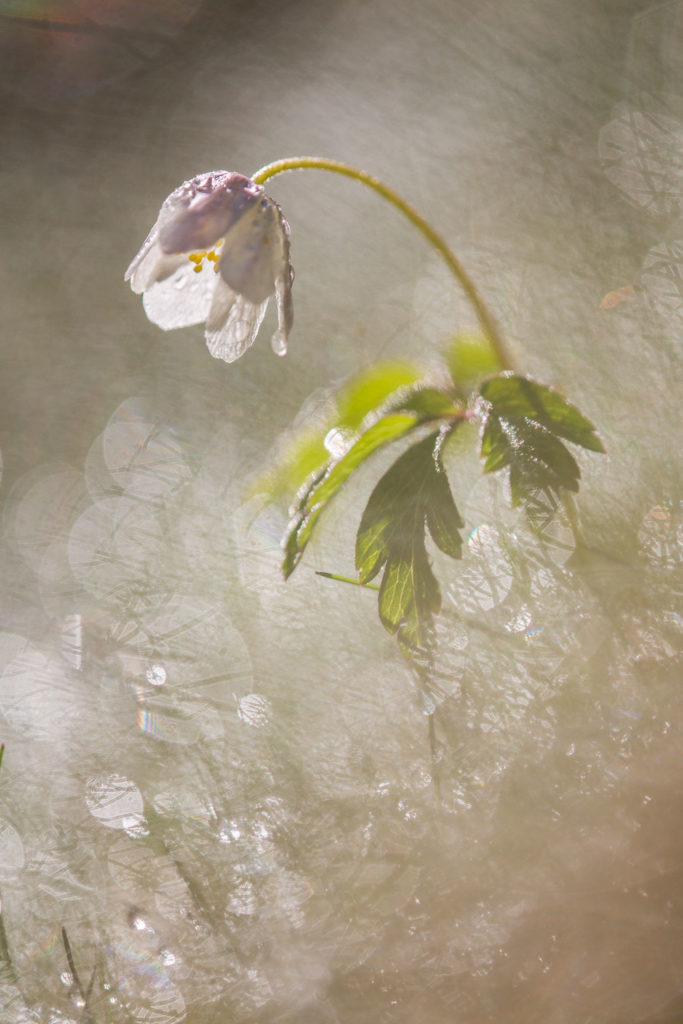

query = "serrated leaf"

[480,375,605,452]
[479,373,605,516]
[283,412,420,577]
[378,543,441,649]
[309,413,420,508]
[480,413,510,473]
[282,462,329,577]
[355,429,464,649]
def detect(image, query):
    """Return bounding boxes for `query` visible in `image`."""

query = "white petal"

[142,259,216,330]
[205,293,268,363]
[126,231,161,293]
[218,198,282,304]
[205,274,237,333]
[271,272,293,356]
[126,237,189,298]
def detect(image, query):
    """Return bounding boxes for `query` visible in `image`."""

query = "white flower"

[125,171,294,363]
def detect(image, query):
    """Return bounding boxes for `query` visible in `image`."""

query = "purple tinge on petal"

[157,171,263,255]
[218,197,292,305]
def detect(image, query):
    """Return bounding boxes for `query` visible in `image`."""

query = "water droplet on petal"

[271,329,287,356]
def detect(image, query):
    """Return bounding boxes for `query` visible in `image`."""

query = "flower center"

[188,243,222,273]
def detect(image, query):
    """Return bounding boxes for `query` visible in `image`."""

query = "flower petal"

[126,237,187,295]
[218,197,286,304]
[205,277,268,362]
[142,259,216,330]
[125,226,160,291]
[157,171,262,255]
[126,172,294,360]
[205,274,236,333]
[271,267,294,355]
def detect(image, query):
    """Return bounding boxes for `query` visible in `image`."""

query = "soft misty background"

[0,1,681,1022]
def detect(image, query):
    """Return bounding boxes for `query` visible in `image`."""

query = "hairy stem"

[252,157,513,371]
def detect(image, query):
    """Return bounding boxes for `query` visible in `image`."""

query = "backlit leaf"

[386,384,462,420]
[480,374,605,452]
[336,361,423,428]
[251,360,423,504]
[447,332,503,398]
[479,373,605,514]
[355,429,464,650]
[283,412,420,577]
[282,380,464,580]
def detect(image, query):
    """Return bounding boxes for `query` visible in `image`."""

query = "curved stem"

[252,157,514,372]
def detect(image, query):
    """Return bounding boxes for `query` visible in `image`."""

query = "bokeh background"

[0,1,681,1022]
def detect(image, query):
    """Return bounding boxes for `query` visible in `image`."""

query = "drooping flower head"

[125,171,294,363]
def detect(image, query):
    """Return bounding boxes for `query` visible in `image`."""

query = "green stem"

[254,158,586,548]
[315,570,380,590]
[252,157,513,372]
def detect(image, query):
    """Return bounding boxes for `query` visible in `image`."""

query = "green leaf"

[336,361,423,429]
[250,360,424,504]
[283,412,420,577]
[386,384,462,420]
[479,373,605,514]
[249,429,331,506]
[479,374,605,452]
[309,414,421,508]
[355,429,464,650]
[447,332,503,397]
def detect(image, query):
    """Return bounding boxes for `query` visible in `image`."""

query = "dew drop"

[145,663,167,687]
[324,427,353,458]
[271,329,288,356]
